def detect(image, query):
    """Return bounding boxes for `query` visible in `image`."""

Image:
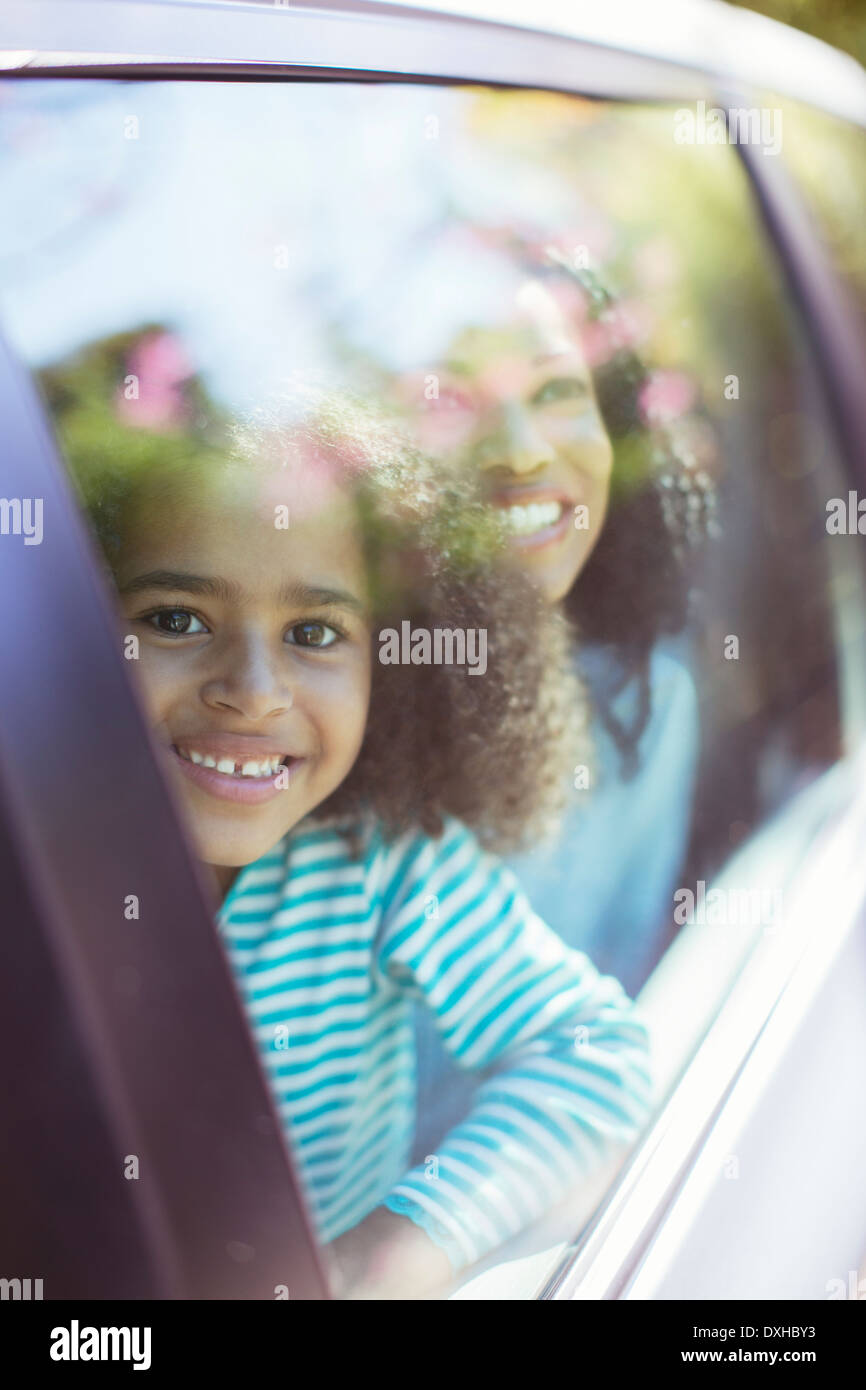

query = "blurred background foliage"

[467,91,797,448]
[767,100,866,326]
[728,0,866,65]
[39,326,230,536]
[730,0,866,304]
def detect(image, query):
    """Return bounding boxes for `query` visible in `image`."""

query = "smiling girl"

[114,454,372,892]
[55,355,653,1298]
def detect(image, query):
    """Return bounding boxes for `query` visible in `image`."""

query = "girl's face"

[393,279,614,604]
[115,460,372,888]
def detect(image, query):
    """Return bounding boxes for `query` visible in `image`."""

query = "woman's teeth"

[176,748,284,779]
[501,500,564,536]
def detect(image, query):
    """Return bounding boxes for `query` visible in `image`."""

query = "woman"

[352,228,716,1160]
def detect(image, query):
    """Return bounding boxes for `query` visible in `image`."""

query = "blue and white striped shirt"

[217,814,653,1272]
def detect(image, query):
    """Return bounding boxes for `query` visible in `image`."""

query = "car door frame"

[2,0,866,1302]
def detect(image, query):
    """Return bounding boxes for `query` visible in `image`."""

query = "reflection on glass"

[0,79,845,1296]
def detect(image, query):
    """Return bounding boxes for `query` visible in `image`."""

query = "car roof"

[325,0,866,124]
[2,0,865,126]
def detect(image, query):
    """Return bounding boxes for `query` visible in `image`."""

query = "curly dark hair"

[233,393,588,853]
[43,335,587,856]
[569,342,716,775]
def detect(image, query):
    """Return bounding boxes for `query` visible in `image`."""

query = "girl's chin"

[192,831,286,885]
[182,801,300,873]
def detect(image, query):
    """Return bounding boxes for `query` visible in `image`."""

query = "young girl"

[59,356,653,1299]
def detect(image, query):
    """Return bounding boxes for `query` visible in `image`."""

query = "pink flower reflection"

[580,300,652,366]
[639,369,697,424]
[115,331,196,430]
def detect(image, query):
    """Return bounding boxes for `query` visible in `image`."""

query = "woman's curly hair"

[42,334,587,856]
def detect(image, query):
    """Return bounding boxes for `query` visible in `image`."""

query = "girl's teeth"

[178,748,283,778]
[503,500,564,536]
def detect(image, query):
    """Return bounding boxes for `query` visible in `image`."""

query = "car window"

[771,95,866,330]
[1,77,863,1295]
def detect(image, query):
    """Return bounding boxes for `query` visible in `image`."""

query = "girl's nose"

[200,636,294,721]
[478,402,555,477]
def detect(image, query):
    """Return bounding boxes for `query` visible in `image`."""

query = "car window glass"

[1,78,862,1289]
[770,95,866,330]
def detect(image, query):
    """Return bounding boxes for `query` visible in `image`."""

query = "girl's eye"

[147,608,207,636]
[532,377,589,406]
[286,621,340,649]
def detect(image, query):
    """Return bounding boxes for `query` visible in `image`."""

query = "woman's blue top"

[410,639,699,1162]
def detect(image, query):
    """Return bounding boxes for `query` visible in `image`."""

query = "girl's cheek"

[343,658,373,756]
[299,652,371,733]
[127,644,185,725]
[338,653,373,729]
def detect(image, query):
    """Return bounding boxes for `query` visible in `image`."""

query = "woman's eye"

[287,621,340,649]
[429,386,474,413]
[532,377,589,406]
[147,608,206,636]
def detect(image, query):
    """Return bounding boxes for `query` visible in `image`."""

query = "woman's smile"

[391,279,614,602]
[488,484,577,550]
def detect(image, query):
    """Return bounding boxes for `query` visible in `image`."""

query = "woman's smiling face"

[393,279,614,603]
[115,459,372,886]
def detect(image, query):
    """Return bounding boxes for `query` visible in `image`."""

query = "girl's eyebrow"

[120,570,367,616]
[277,580,368,617]
[119,571,240,600]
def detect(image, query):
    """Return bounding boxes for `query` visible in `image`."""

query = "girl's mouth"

[170,744,302,805]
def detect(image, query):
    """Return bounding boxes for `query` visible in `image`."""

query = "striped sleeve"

[373,818,654,1273]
